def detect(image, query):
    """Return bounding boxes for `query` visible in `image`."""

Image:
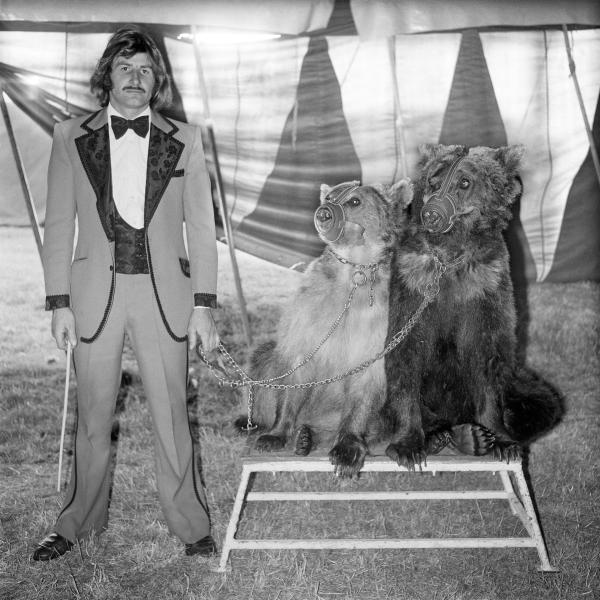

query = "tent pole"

[387,37,408,180]
[191,28,253,346]
[562,25,600,189]
[1,89,43,262]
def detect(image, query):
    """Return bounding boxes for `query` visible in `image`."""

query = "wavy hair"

[90,25,172,110]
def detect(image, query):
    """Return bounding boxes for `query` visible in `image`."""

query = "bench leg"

[499,470,534,534]
[511,465,559,572]
[216,465,252,573]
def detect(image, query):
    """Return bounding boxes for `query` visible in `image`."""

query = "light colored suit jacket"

[42,108,218,343]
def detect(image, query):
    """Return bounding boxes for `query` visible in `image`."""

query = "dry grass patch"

[1,227,598,600]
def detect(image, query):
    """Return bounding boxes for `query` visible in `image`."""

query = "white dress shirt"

[108,104,151,229]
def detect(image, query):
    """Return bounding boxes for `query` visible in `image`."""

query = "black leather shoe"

[184,535,217,556]
[32,532,74,561]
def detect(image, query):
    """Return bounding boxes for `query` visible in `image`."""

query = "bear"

[381,143,564,470]
[239,179,413,477]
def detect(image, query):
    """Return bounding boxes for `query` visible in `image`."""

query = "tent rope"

[562,25,600,189]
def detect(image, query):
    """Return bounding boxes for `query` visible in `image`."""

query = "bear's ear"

[319,184,332,205]
[418,143,466,166]
[494,145,525,178]
[388,178,413,208]
[418,143,444,163]
[370,182,388,199]
[501,173,524,207]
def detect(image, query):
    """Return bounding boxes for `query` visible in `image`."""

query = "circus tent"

[1,0,599,283]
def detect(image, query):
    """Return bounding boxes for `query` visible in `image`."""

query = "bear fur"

[239,179,413,477]
[382,144,564,469]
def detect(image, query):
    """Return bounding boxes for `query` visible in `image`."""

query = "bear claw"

[493,442,522,463]
[385,442,427,471]
[425,430,453,455]
[294,425,313,456]
[329,435,367,479]
[450,424,496,456]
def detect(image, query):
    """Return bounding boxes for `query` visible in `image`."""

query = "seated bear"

[238,179,412,477]
[382,144,564,470]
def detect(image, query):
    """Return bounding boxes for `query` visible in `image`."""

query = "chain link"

[198,252,455,429]
[206,281,361,388]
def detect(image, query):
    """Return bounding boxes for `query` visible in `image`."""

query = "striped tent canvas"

[1,0,599,282]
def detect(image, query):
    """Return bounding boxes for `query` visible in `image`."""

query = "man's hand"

[51,307,77,350]
[188,307,220,353]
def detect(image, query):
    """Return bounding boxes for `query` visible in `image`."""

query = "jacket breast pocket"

[179,257,191,278]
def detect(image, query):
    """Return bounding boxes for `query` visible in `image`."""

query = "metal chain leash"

[328,247,381,306]
[199,249,383,389]
[198,253,455,430]
[211,280,362,387]
[198,277,365,430]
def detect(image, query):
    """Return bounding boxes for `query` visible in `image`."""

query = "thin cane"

[57,341,72,492]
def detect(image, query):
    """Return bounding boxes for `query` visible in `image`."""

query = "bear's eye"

[459,177,470,189]
[346,197,361,207]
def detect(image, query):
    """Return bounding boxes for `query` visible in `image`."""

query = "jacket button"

[109,265,114,271]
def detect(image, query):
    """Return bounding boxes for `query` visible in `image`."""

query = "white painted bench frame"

[216,451,558,573]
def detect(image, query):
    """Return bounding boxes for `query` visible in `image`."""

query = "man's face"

[109,52,156,117]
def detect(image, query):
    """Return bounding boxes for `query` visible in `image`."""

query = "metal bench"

[216,447,557,573]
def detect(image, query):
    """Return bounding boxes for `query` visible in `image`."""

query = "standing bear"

[382,144,564,470]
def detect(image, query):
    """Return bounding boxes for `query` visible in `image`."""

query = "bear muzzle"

[420,193,459,234]
[314,203,365,242]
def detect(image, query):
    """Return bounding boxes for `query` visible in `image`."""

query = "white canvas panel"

[392,33,462,177]
[196,37,308,225]
[328,36,396,184]
[483,30,600,281]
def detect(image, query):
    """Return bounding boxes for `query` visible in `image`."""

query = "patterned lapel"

[145,111,184,226]
[74,109,114,240]
[74,109,185,235]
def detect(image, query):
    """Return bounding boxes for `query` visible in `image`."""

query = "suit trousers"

[55,273,210,544]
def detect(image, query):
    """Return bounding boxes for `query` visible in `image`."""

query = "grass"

[1,225,599,600]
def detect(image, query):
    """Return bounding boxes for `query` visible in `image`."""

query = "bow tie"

[110,115,149,139]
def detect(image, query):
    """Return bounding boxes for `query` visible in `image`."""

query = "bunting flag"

[234,35,362,267]
[1,9,599,282]
[547,89,600,281]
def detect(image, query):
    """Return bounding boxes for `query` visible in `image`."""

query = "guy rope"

[197,253,458,431]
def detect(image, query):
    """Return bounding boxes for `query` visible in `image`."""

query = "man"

[33,26,219,560]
